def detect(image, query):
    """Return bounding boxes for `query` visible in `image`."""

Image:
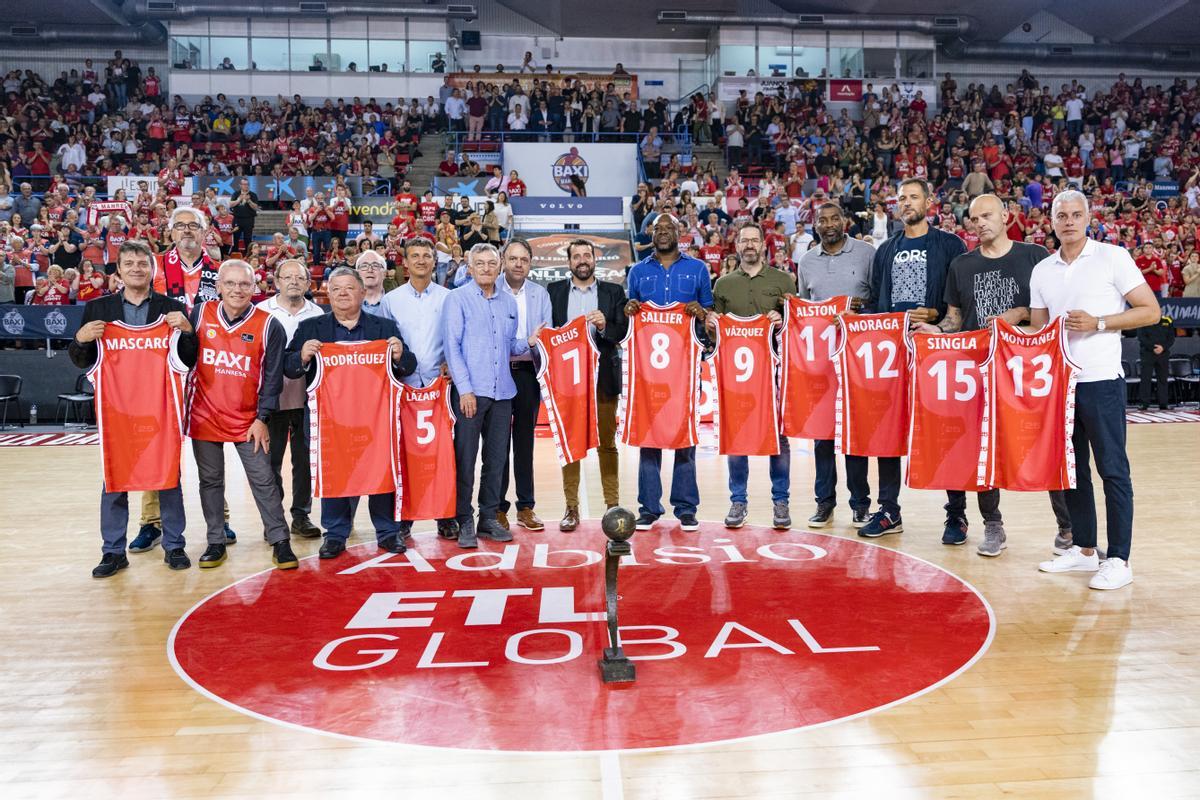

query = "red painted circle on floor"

[170,522,993,752]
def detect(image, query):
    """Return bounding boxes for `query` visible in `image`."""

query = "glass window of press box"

[169,35,449,73]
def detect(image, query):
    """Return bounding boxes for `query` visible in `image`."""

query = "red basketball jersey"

[618,302,703,450]
[711,314,780,456]
[308,339,403,502]
[834,312,911,457]
[982,317,1079,491]
[187,302,274,442]
[88,319,188,492]
[398,374,457,521]
[906,328,992,491]
[779,295,851,439]
[536,316,600,466]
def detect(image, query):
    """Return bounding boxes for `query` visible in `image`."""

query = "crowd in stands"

[3,53,1200,310]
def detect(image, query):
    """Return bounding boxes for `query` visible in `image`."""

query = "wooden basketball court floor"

[2,421,1199,799]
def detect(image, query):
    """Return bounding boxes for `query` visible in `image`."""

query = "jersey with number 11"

[618,302,702,450]
[779,295,851,439]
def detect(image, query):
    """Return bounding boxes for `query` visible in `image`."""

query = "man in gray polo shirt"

[796,202,874,529]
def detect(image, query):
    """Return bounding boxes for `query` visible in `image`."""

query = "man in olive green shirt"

[708,222,795,530]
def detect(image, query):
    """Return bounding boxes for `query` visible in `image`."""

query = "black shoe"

[851,508,870,528]
[1160,405,1170,411]
[1139,403,1149,411]
[458,519,478,549]
[272,540,299,570]
[807,504,835,528]
[859,510,903,538]
[290,515,321,539]
[478,518,514,542]
[378,535,407,554]
[92,552,129,578]
[437,518,460,539]
[635,513,659,531]
[319,537,346,559]
[942,516,969,546]
[398,521,413,540]
[678,513,700,531]
[164,547,191,570]
[199,543,227,568]
[128,524,162,553]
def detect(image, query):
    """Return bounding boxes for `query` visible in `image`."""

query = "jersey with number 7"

[982,316,1079,491]
[618,301,703,450]
[535,316,600,466]
[834,311,911,457]
[398,374,457,520]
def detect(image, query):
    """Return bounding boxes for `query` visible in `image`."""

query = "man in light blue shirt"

[496,239,553,532]
[624,213,713,533]
[380,238,449,388]
[442,243,538,548]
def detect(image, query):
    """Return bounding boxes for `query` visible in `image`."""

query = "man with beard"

[546,239,628,530]
[796,203,874,530]
[911,193,1071,555]
[624,213,713,532]
[709,222,796,529]
[863,179,966,539]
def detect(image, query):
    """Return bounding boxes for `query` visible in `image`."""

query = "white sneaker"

[1089,557,1133,590]
[1038,545,1100,574]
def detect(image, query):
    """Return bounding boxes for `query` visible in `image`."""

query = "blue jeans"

[1067,379,1134,561]
[638,447,699,518]
[727,436,790,504]
[101,484,186,555]
[813,439,871,512]
[321,494,399,544]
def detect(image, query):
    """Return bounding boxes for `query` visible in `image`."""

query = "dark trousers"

[310,230,331,266]
[192,439,290,546]
[1049,489,1072,534]
[268,408,310,520]
[813,439,870,511]
[1139,352,1169,406]
[499,363,541,513]
[232,224,254,252]
[452,390,512,524]
[100,484,185,555]
[945,488,1002,523]
[1067,379,1134,561]
[321,494,398,543]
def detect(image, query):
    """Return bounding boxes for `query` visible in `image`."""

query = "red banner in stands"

[828,79,863,102]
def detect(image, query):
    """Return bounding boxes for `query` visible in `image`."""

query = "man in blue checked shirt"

[443,243,544,549]
[624,213,713,533]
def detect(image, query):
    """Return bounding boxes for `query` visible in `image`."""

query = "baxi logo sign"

[169,522,993,752]
[550,147,589,192]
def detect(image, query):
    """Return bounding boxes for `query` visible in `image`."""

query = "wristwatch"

[1096,316,1107,332]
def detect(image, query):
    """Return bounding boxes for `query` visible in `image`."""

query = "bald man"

[912,194,1068,557]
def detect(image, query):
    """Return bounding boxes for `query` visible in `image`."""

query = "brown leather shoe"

[559,506,580,532]
[496,511,510,530]
[518,508,545,530]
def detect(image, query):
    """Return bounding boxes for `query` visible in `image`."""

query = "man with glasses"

[257,259,324,539]
[355,250,389,316]
[443,243,542,549]
[185,260,297,571]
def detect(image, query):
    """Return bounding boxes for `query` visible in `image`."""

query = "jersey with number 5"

[779,295,851,439]
[982,317,1079,491]
[834,312,911,457]
[536,316,600,466]
[618,301,703,450]
[907,328,992,490]
[398,374,457,520]
[711,314,780,456]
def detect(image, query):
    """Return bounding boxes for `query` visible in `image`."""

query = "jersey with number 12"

[834,311,911,457]
[536,316,600,466]
[618,302,702,450]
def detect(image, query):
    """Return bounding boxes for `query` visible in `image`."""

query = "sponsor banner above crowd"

[106,175,195,200]
[510,197,625,227]
[447,72,639,100]
[717,77,826,102]
[1,305,85,340]
[828,79,862,102]
[1160,298,1200,328]
[526,232,633,286]
[502,143,638,197]
[194,176,365,201]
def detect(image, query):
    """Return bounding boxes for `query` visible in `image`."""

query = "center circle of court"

[170,521,994,752]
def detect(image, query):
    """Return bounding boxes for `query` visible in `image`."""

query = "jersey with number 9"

[711,313,780,455]
[618,301,703,450]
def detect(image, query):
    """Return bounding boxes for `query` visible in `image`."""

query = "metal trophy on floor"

[599,506,637,683]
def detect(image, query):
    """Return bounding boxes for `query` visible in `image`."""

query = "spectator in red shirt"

[437,150,459,177]
[506,170,527,197]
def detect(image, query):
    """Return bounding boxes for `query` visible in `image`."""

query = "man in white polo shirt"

[1029,190,1160,590]
[258,258,325,538]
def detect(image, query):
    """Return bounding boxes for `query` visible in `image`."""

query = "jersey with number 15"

[618,302,703,450]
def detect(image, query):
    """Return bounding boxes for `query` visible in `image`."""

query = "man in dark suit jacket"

[544,239,628,530]
[284,266,417,560]
[69,240,198,578]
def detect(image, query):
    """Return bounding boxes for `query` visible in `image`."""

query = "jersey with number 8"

[833,311,911,457]
[535,316,600,466]
[618,301,703,450]
[906,328,993,491]
[398,374,457,521]
[982,316,1079,491]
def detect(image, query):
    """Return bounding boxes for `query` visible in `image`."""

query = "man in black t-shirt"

[912,194,1071,558]
[229,178,260,252]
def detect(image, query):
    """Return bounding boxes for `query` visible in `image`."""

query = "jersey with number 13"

[618,302,703,450]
